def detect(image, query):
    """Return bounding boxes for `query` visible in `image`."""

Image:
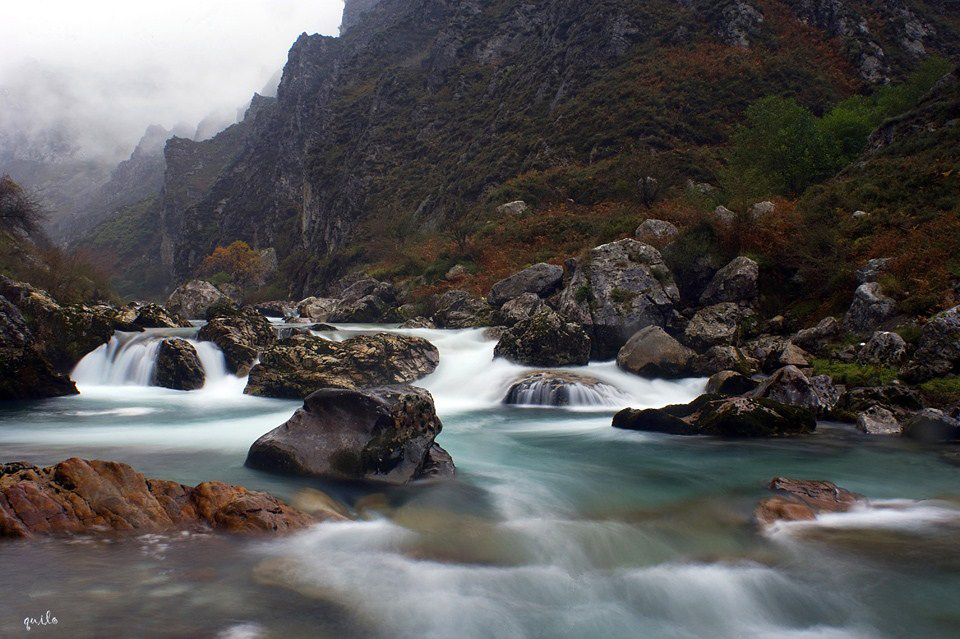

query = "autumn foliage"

[198,241,267,288]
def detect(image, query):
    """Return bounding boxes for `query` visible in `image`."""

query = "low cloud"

[0,1,344,165]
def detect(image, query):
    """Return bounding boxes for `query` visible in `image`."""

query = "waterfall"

[71,329,232,390]
[504,378,633,407]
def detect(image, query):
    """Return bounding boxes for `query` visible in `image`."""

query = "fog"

[0,1,344,165]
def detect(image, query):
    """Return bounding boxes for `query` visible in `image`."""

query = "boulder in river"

[902,409,960,443]
[616,326,695,379]
[706,370,760,395]
[558,239,680,359]
[488,263,564,307]
[0,295,78,400]
[132,303,193,329]
[504,371,625,407]
[296,296,339,321]
[246,385,453,484]
[165,280,234,320]
[856,405,901,435]
[0,458,326,538]
[328,279,400,323]
[613,394,816,437]
[753,477,864,528]
[153,338,205,391]
[198,307,276,376]
[246,333,440,400]
[494,308,591,367]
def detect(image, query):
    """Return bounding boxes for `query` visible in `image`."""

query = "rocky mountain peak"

[341,0,385,35]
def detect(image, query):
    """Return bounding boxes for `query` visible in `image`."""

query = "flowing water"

[1,325,959,638]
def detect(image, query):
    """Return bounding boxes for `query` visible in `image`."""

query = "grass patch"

[812,359,899,386]
[918,376,960,406]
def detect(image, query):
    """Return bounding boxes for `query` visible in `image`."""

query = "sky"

[0,1,344,164]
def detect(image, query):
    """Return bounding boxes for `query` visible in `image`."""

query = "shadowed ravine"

[1,325,959,638]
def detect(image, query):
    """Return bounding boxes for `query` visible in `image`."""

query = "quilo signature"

[23,611,58,631]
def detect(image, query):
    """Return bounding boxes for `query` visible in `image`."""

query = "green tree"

[729,96,835,195]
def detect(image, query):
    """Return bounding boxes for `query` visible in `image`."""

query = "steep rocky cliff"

[140,0,958,295]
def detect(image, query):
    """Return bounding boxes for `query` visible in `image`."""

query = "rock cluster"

[198,307,276,376]
[0,458,325,538]
[494,308,591,367]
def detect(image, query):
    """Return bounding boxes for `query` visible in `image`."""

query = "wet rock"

[487,263,564,307]
[0,458,322,538]
[706,370,759,395]
[497,293,547,327]
[504,371,621,407]
[857,405,901,435]
[165,280,233,320]
[613,394,816,437]
[432,290,494,328]
[254,301,295,318]
[0,276,137,373]
[635,219,679,244]
[494,308,591,367]
[844,282,896,333]
[197,307,275,376]
[750,366,840,414]
[857,331,907,367]
[900,306,960,383]
[684,302,744,350]
[400,317,437,329]
[699,256,759,306]
[691,345,759,377]
[296,297,339,321]
[246,333,439,400]
[903,409,960,443]
[753,477,863,527]
[616,326,695,379]
[0,295,77,400]
[153,338,205,391]
[246,385,452,484]
[132,303,192,329]
[558,239,679,359]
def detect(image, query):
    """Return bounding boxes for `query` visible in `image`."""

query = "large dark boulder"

[0,295,78,400]
[613,394,816,437]
[153,338,205,391]
[0,458,326,538]
[902,409,960,443]
[900,306,960,383]
[488,263,564,307]
[246,333,439,399]
[165,280,234,320]
[699,256,758,306]
[558,239,680,359]
[197,307,275,376]
[246,385,453,484]
[432,290,494,328]
[494,308,591,367]
[616,326,695,378]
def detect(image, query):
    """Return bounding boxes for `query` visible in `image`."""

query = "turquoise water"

[0,327,958,638]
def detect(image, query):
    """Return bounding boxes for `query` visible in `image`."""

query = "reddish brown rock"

[753,477,864,528]
[0,458,334,538]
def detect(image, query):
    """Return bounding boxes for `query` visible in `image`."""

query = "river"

[0,325,958,638]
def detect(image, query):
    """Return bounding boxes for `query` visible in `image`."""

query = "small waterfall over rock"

[72,329,231,389]
[504,371,633,407]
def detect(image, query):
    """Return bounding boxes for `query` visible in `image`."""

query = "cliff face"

[153,0,959,295]
[341,0,384,34]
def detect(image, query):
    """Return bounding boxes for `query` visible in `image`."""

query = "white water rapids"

[0,324,959,639]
